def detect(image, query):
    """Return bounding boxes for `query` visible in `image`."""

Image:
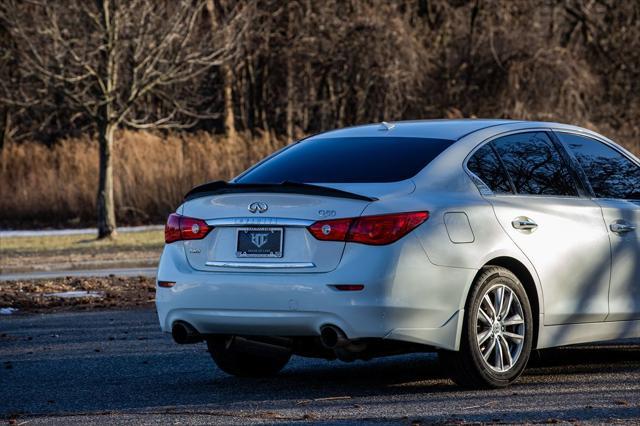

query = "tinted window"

[237,137,454,183]
[467,144,513,194]
[493,132,578,196]
[557,133,640,200]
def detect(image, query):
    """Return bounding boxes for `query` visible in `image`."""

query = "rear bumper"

[156,236,476,350]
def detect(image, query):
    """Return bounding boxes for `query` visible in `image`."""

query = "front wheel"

[440,266,533,388]
[207,336,292,377]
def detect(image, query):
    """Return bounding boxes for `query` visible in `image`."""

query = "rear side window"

[237,137,454,183]
[557,133,640,200]
[467,144,513,194]
[492,132,578,196]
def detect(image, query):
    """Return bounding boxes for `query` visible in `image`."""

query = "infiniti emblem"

[248,201,268,214]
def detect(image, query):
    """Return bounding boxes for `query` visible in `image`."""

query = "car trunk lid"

[179,181,413,273]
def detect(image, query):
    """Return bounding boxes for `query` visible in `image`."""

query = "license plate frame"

[236,227,284,258]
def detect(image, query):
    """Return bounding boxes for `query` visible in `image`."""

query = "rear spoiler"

[184,181,377,202]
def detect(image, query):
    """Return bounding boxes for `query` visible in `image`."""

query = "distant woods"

[0,0,639,230]
[3,0,640,145]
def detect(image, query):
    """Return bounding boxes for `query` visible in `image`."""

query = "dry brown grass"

[0,130,286,227]
[0,126,637,229]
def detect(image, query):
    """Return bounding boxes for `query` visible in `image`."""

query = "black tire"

[207,336,291,377]
[440,266,534,388]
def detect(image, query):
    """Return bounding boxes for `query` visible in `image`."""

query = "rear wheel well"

[475,257,540,349]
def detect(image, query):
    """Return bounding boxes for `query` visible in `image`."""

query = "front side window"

[237,137,454,184]
[467,143,513,194]
[556,132,640,200]
[492,132,578,196]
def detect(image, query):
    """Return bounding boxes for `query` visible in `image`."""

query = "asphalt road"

[1,309,639,425]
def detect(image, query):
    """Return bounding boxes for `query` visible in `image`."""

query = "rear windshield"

[237,137,455,183]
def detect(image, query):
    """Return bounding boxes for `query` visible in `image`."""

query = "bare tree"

[205,0,235,141]
[0,0,244,238]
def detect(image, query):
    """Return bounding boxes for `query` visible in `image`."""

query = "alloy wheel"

[476,284,526,373]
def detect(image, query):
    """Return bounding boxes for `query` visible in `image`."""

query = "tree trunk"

[285,2,295,141]
[97,122,117,239]
[206,0,236,140]
[222,63,237,140]
[285,61,294,140]
[96,0,117,239]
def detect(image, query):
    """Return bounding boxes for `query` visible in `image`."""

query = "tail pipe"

[172,321,203,344]
[319,325,350,349]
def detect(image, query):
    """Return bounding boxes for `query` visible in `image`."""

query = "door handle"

[512,217,538,231]
[610,222,636,234]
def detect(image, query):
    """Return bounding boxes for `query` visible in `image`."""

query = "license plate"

[236,227,284,258]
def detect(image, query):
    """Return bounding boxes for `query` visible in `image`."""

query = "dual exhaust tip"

[172,321,350,350]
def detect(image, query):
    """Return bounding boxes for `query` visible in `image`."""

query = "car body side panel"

[356,187,547,346]
[405,194,528,271]
[538,319,640,348]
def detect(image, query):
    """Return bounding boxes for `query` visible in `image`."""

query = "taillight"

[348,212,429,245]
[308,211,429,245]
[308,218,352,241]
[164,213,212,243]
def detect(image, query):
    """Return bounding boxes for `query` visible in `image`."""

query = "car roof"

[313,119,524,141]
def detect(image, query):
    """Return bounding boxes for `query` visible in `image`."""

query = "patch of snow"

[0,307,19,315]
[44,291,104,299]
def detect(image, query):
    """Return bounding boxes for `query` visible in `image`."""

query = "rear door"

[469,131,611,325]
[556,132,640,321]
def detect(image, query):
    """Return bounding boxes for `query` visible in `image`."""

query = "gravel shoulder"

[0,276,155,313]
[1,309,639,425]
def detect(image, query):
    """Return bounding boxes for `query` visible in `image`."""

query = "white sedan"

[156,119,640,388]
